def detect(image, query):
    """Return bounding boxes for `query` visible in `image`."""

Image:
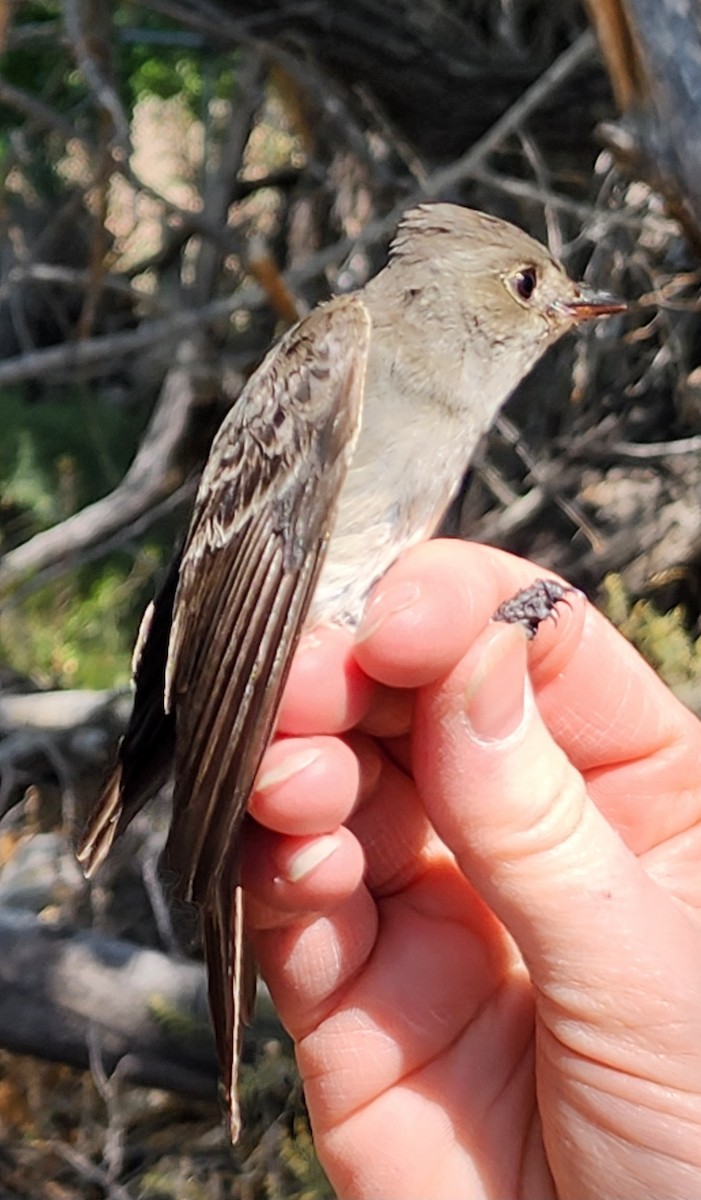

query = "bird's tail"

[76,763,124,876]
[202,865,256,1142]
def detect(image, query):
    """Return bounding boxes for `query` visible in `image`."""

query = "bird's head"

[379,203,625,420]
[389,202,624,370]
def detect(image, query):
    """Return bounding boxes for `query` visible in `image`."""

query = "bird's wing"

[77,552,180,877]
[164,293,370,1138]
[165,293,370,897]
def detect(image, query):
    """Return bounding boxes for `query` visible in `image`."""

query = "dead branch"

[191,48,265,305]
[0,77,79,142]
[0,263,154,308]
[419,30,597,202]
[588,0,701,246]
[0,906,216,1095]
[9,481,197,601]
[0,907,288,1098]
[0,298,236,387]
[0,29,599,394]
[0,44,264,592]
[121,161,245,252]
[0,336,209,592]
[62,0,130,154]
[0,689,126,818]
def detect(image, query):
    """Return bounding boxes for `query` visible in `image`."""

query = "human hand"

[244,540,701,1200]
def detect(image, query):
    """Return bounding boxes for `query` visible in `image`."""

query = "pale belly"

[307,466,461,628]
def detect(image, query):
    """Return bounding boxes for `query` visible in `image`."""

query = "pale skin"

[242,539,701,1200]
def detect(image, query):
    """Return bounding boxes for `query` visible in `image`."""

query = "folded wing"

[163,294,370,1137]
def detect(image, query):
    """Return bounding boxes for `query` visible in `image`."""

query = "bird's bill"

[552,286,627,322]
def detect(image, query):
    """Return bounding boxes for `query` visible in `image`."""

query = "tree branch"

[0,906,286,1097]
[0,337,208,591]
[0,77,79,141]
[0,907,203,1095]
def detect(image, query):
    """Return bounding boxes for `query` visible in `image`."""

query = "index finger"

[354,540,701,852]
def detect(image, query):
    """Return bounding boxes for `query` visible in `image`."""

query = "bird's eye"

[510,267,538,303]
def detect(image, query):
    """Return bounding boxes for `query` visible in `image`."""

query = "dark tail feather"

[202,866,256,1142]
[76,551,181,873]
[76,764,124,876]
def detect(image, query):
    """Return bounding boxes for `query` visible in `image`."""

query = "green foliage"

[148,993,213,1046]
[120,26,238,115]
[138,1166,213,1200]
[127,50,201,106]
[2,431,60,529]
[117,5,205,111]
[0,4,87,166]
[0,3,242,692]
[0,2,239,153]
[0,550,161,689]
[601,574,701,701]
[0,385,164,688]
[277,1120,335,1200]
[0,386,148,543]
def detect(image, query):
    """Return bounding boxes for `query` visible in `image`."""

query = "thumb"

[412,621,699,1019]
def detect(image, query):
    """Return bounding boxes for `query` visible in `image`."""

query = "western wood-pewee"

[78,204,624,1138]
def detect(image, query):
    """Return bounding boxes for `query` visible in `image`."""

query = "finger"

[354,539,701,856]
[255,858,519,1135]
[243,821,365,926]
[527,584,700,769]
[413,620,701,1053]
[356,685,415,738]
[252,729,439,903]
[278,625,375,734]
[355,535,693,771]
[530,600,701,855]
[354,539,561,688]
[347,753,434,893]
[256,892,383,1068]
[251,735,365,836]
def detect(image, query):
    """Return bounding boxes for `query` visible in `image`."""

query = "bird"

[77,203,625,1140]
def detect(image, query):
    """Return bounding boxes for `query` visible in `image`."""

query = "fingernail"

[356,581,421,642]
[463,624,528,742]
[284,834,341,883]
[256,748,322,792]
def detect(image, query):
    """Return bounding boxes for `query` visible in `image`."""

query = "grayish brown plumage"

[77,204,624,1140]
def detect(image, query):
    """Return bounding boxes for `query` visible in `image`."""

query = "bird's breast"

[307,362,479,628]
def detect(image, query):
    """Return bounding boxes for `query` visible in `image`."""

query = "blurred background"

[1,1,701,1195]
